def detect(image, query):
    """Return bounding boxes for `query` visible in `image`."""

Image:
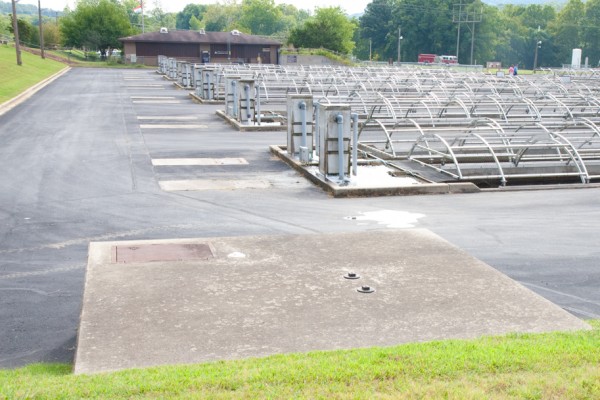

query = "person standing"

[508,65,515,75]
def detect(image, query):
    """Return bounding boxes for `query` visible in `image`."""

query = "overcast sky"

[18,0,370,16]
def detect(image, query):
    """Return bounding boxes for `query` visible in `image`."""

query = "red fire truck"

[418,54,458,64]
[418,54,437,63]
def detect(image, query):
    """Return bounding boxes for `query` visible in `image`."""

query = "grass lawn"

[1,321,598,399]
[0,45,66,104]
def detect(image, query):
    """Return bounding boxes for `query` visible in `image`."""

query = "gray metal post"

[299,101,307,149]
[336,114,345,182]
[352,113,358,176]
[232,80,238,118]
[245,84,252,123]
[256,85,261,125]
[314,103,320,157]
[207,73,212,100]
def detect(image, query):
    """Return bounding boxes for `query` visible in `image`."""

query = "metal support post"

[256,85,261,125]
[314,103,320,157]
[232,80,238,118]
[245,84,252,124]
[299,101,307,149]
[352,113,359,176]
[336,114,345,182]
[207,73,212,100]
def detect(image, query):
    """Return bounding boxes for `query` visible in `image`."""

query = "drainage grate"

[111,243,214,264]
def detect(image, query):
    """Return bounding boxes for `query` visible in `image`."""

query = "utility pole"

[11,0,22,66]
[453,1,482,65]
[533,40,542,71]
[38,0,44,59]
[455,2,462,59]
[397,27,403,64]
[532,26,541,72]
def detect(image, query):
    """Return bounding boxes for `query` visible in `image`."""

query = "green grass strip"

[1,321,599,399]
[0,45,66,104]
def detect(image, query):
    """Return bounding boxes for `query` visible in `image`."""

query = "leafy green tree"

[176,3,207,30]
[583,0,600,66]
[358,0,395,61]
[9,17,36,46]
[549,0,584,66]
[189,15,203,31]
[0,14,10,36]
[42,22,61,49]
[200,1,243,32]
[239,0,283,36]
[272,4,309,39]
[496,4,556,68]
[287,6,356,54]
[149,5,176,30]
[473,4,504,65]
[388,0,455,62]
[60,0,133,57]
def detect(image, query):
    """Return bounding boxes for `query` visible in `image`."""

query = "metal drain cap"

[344,272,360,280]
[357,285,375,293]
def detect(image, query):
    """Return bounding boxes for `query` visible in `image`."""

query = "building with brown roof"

[119,28,282,66]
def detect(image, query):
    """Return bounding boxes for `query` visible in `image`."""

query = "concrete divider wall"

[280,54,346,66]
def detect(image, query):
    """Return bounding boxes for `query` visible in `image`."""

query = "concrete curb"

[0,66,71,117]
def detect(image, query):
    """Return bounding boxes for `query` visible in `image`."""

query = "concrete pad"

[159,179,270,191]
[75,230,590,374]
[270,145,480,197]
[152,158,248,166]
[215,110,286,132]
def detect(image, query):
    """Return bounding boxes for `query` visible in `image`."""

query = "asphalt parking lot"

[1,68,599,369]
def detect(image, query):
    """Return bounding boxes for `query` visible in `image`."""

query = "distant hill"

[350,1,562,18]
[0,1,62,17]
[483,0,564,5]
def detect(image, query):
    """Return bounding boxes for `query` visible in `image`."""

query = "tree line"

[2,0,600,68]
[356,0,600,69]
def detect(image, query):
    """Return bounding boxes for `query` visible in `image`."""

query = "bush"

[85,51,98,61]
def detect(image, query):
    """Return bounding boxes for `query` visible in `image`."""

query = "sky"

[17,0,371,16]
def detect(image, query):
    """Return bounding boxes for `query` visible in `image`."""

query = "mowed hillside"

[0,45,65,104]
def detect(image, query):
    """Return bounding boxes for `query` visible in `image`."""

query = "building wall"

[124,42,136,57]
[122,41,280,65]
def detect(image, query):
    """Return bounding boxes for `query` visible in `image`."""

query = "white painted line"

[140,124,207,129]
[126,84,165,87]
[133,100,182,104]
[131,96,176,100]
[127,87,165,90]
[138,116,198,120]
[152,158,248,166]
[159,179,270,191]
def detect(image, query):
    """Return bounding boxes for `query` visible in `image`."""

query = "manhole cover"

[111,243,214,263]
